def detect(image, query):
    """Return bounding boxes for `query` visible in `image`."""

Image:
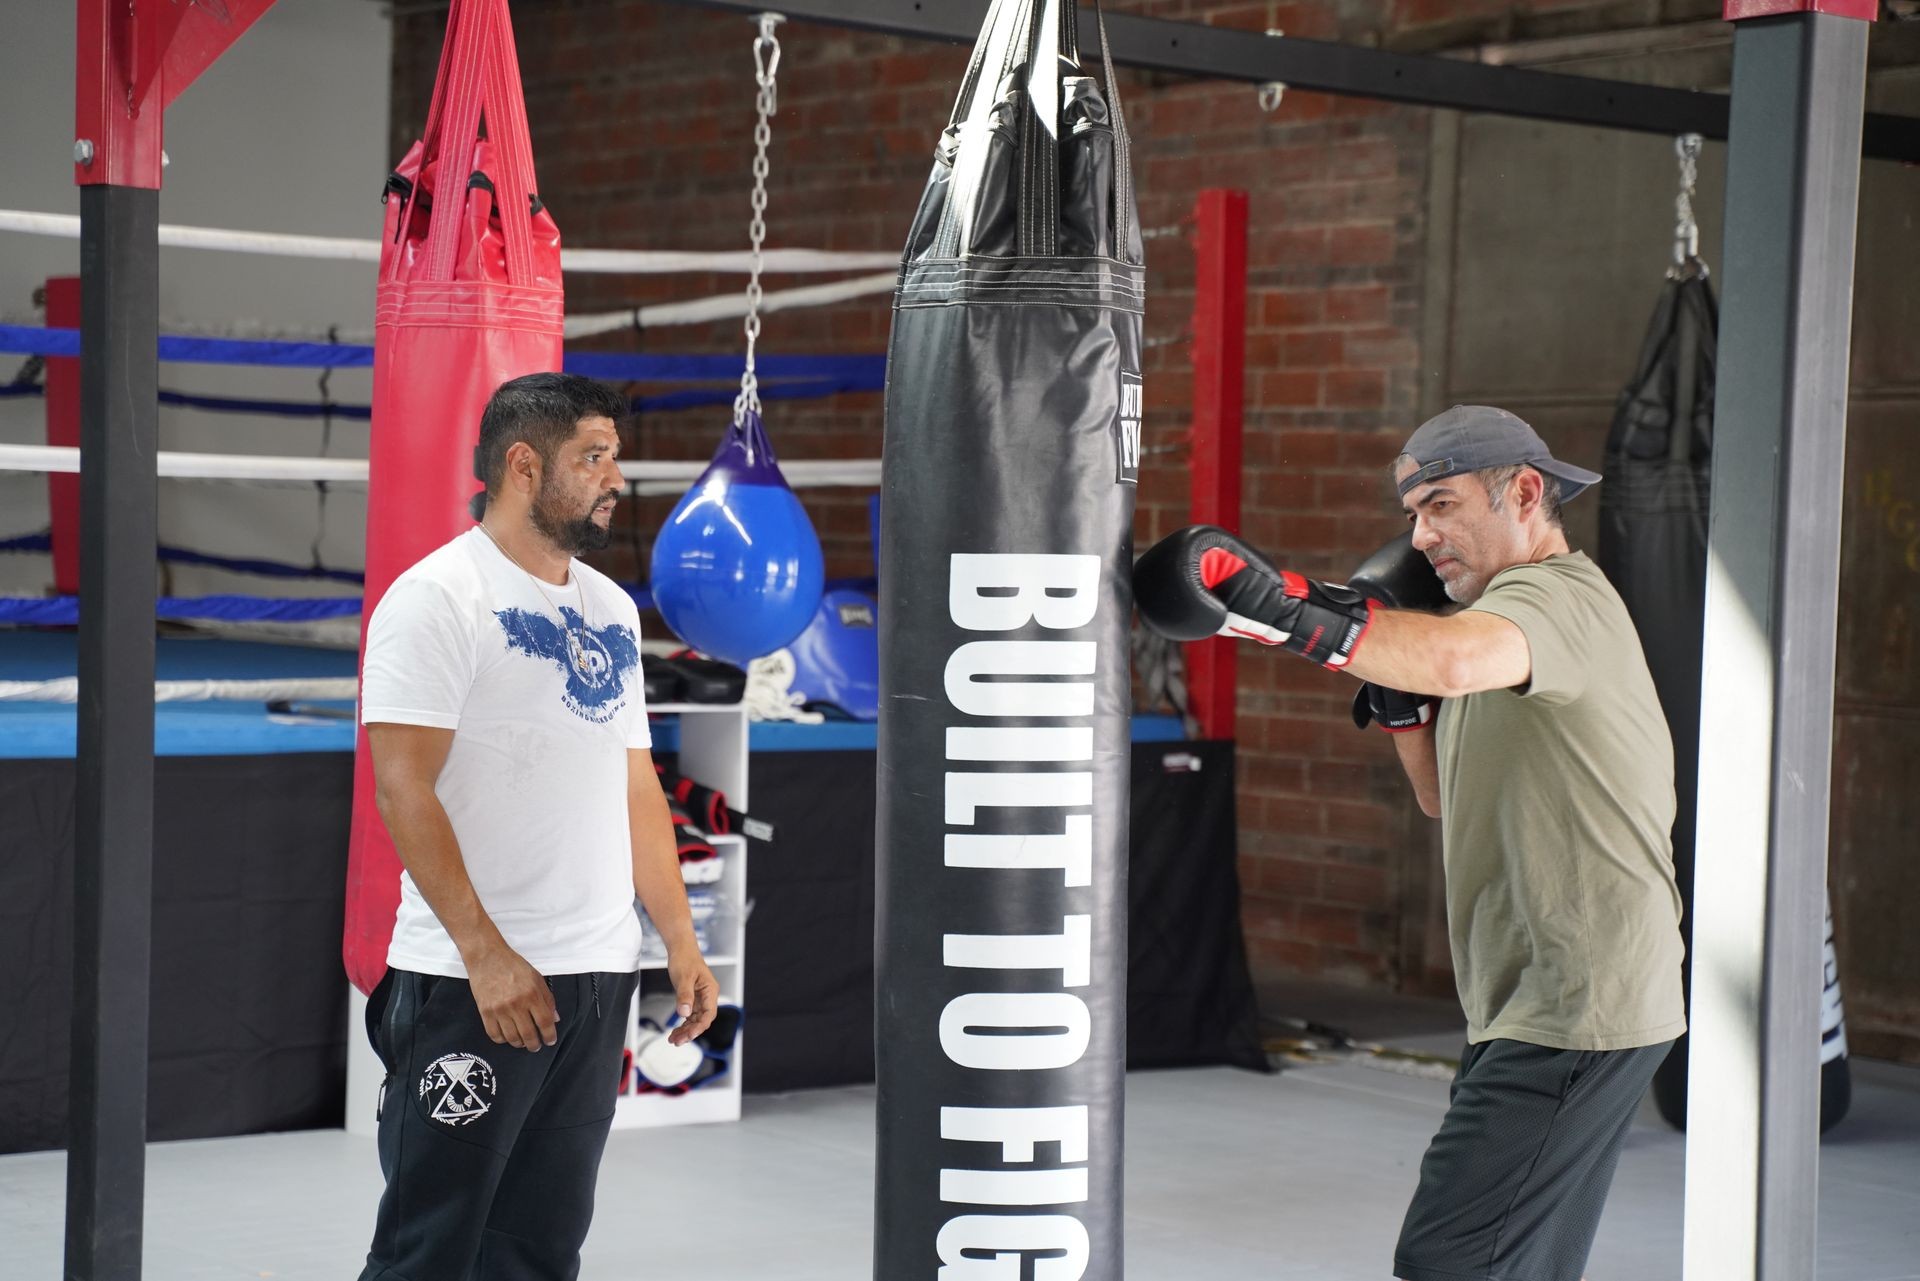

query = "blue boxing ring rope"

[0,324,887,627]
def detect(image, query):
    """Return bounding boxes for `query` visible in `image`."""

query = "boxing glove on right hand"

[1132,525,1374,670]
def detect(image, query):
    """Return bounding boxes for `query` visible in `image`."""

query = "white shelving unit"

[345,698,750,1138]
[612,699,748,1130]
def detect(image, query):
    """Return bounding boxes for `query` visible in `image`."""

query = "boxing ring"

[0,199,1262,1162]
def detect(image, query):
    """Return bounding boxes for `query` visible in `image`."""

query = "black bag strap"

[934,0,1137,261]
[1630,280,1680,408]
[1673,275,1718,466]
[1017,0,1063,257]
[1671,286,1701,467]
[944,0,1006,133]
[936,0,1040,257]
[1091,0,1137,262]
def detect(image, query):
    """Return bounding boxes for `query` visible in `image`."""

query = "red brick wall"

[388,0,1521,996]
[1122,6,1434,987]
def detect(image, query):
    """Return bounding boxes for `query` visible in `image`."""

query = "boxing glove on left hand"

[1133,525,1374,669]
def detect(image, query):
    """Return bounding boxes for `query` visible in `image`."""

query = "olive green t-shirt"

[1434,551,1687,1051]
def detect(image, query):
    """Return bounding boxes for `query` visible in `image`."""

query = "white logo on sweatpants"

[419,1053,497,1126]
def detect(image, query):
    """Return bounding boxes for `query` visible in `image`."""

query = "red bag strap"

[481,0,540,285]
[388,0,476,281]
[421,0,492,281]
[419,0,544,285]
[416,0,469,164]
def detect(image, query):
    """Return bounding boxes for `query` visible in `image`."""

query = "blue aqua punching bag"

[650,409,824,666]
[648,15,823,667]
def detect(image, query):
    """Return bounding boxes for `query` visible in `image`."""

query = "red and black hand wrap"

[1350,683,1440,733]
[1133,525,1375,670]
[1345,532,1450,732]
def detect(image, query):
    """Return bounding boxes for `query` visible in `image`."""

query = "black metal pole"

[65,181,159,1281]
[1685,12,1867,1281]
[661,0,1920,162]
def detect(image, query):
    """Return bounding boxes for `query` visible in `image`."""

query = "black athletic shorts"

[1393,1037,1674,1281]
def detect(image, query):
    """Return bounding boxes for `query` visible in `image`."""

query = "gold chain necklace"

[478,522,600,679]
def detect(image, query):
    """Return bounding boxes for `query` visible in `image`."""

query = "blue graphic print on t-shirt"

[494,606,640,724]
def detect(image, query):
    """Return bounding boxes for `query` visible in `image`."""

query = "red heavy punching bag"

[343,0,564,994]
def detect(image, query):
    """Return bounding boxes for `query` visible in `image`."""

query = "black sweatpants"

[1394,1038,1674,1281]
[359,967,639,1281]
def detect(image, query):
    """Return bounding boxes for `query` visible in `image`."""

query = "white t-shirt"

[360,527,650,977]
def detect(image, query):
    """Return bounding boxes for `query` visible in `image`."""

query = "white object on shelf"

[612,699,748,1129]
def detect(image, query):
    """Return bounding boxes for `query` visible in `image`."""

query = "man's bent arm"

[629,749,718,1040]
[1391,722,1443,818]
[367,722,557,1051]
[1347,607,1531,699]
[368,723,506,960]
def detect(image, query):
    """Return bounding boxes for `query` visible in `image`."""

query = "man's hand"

[666,949,720,1046]
[465,942,560,1052]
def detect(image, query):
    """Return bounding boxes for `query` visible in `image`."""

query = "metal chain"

[1673,133,1703,275]
[735,13,785,426]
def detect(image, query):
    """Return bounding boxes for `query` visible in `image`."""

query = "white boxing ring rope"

[0,209,897,276]
[0,444,882,495]
[2,207,901,345]
[0,208,890,698]
[0,444,883,701]
[564,270,899,339]
[0,676,362,705]
[4,271,903,346]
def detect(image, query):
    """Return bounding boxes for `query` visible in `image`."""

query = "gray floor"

[4,1048,1918,1280]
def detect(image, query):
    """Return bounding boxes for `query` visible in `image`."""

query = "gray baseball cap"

[1395,405,1603,502]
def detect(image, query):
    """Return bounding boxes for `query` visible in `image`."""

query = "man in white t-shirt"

[356,371,717,1281]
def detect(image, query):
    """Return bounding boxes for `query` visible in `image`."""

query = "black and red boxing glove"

[1345,532,1448,732]
[1132,525,1374,669]
[1347,530,1450,613]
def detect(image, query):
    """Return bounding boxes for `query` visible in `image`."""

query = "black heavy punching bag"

[874,1,1142,1276]
[1598,267,1851,1133]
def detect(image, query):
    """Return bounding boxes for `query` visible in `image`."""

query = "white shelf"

[609,1080,741,1129]
[346,701,751,1139]
[620,698,748,1130]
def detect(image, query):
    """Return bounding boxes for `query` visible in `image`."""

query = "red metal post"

[74,0,163,189]
[74,0,278,189]
[1187,188,1249,741]
[67,8,276,1279]
[44,277,83,596]
[1723,0,1876,18]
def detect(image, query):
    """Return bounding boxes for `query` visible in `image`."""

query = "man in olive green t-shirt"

[1132,403,1686,1281]
[1436,551,1686,1051]
[1379,405,1685,1281]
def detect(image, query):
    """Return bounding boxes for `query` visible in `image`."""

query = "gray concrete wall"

[0,0,391,599]
[1425,48,1920,1060]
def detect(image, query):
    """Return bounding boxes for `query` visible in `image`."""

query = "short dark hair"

[1477,462,1564,528]
[476,372,628,496]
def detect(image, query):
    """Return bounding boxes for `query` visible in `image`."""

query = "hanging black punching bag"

[1598,267,1851,1134]
[874,0,1142,1276]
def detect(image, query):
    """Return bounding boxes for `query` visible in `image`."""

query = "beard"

[531,483,617,555]
[1431,546,1484,604]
